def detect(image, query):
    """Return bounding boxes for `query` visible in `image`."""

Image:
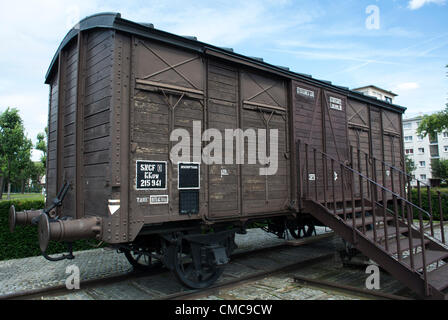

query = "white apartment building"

[353,85,398,104]
[403,116,448,186]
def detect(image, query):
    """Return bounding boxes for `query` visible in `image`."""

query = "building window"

[416,121,421,126]
[405,149,414,154]
[419,161,426,167]
[385,96,392,103]
[418,148,424,154]
[420,174,427,180]
[417,135,424,141]
[444,132,448,138]
[403,123,412,129]
[404,136,413,142]
[429,133,438,143]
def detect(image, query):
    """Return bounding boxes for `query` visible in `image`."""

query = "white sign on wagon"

[150,195,169,204]
[297,87,315,98]
[329,97,342,111]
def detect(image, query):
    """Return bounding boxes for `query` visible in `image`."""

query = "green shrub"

[0,199,100,261]
[409,188,448,221]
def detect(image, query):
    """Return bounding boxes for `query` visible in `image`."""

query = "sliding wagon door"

[129,36,206,225]
[322,90,349,202]
[240,70,290,215]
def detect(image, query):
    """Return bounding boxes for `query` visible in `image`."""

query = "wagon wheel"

[173,240,224,289]
[287,220,316,239]
[124,249,161,271]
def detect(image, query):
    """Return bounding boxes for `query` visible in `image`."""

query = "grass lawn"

[0,193,44,202]
[433,187,448,194]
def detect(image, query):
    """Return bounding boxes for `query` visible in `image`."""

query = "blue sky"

[0,0,447,160]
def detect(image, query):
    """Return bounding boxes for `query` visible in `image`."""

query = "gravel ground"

[0,227,330,296]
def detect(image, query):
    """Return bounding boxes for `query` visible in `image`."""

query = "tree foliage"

[431,159,448,182]
[405,155,416,175]
[416,106,448,138]
[0,108,33,196]
[417,65,448,137]
[36,126,47,169]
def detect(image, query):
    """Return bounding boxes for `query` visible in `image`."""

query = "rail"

[347,145,445,243]
[296,140,445,296]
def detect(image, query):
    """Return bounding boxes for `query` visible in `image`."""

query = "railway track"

[292,276,412,300]
[1,232,336,300]
[0,231,420,300]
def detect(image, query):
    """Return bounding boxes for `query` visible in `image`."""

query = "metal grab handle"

[42,243,75,262]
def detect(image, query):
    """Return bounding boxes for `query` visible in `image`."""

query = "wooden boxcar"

[10,13,407,288]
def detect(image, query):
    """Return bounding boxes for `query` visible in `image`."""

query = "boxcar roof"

[45,12,406,114]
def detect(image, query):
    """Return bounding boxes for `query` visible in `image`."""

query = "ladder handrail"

[298,140,436,295]
[300,141,433,219]
[349,144,446,238]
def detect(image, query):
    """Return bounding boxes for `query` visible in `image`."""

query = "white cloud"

[394,82,420,91]
[408,0,446,10]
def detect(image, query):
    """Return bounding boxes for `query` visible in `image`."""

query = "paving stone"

[0,227,331,296]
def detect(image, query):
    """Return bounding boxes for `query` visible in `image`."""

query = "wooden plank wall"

[346,98,404,198]
[293,81,351,202]
[292,80,323,201]
[207,62,240,218]
[46,72,59,205]
[130,37,206,223]
[240,70,289,215]
[347,99,371,198]
[82,30,114,217]
[323,91,349,200]
[60,41,78,217]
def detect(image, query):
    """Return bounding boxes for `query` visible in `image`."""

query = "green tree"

[29,161,45,189]
[417,65,448,137]
[0,108,33,199]
[405,155,416,176]
[431,159,448,183]
[36,127,47,169]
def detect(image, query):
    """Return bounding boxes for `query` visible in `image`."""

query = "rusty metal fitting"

[9,205,42,232]
[38,214,102,252]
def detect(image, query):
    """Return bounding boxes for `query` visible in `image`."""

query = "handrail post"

[313,148,317,202]
[427,186,434,237]
[399,172,405,222]
[393,195,401,261]
[331,158,336,215]
[297,140,302,210]
[438,191,445,244]
[381,162,387,204]
[305,143,309,199]
[370,180,378,243]
[382,188,389,252]
[418,208,429,296]
[407,176,412,201]
[341,164,347,221]
[373,158,378,203]
[323,153,327,208]
[365,154,370,200]
[351,170,357,244]
[357,149,365,234]
[417,180,422,207]
[407,204,415,270]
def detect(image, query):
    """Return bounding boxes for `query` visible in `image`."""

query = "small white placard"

[221,168,229,177]
[330,97,342,111]
[309,174,316,181]
[297,87,315,98]
[150,195,169,204]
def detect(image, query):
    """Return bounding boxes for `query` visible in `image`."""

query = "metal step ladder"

[297,140,448,299]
